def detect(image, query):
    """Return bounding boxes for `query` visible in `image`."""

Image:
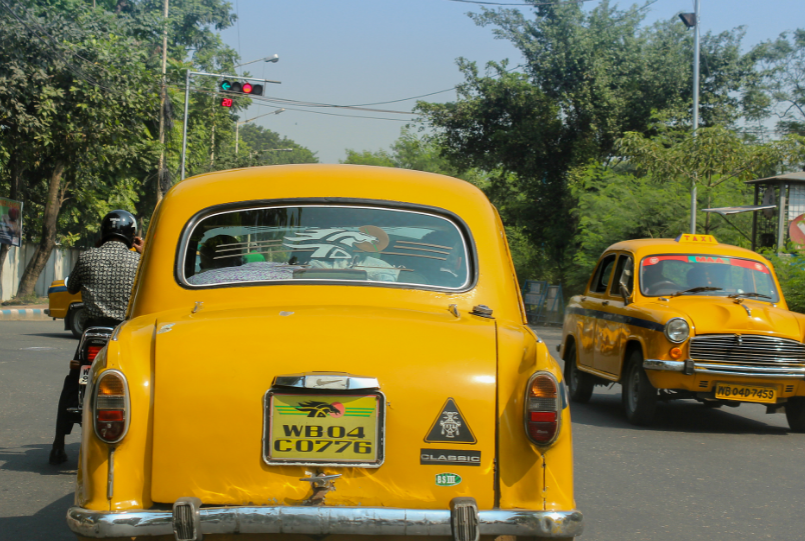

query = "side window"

[590,254,617,294]
[608,254,634,297]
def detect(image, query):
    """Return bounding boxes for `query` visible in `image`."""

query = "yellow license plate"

[265,393,383,467]
[714,383,777,403]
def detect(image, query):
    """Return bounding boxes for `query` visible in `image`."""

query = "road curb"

[0,308,52,320]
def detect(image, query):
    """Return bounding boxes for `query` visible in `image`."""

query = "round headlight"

[664,318,690,343]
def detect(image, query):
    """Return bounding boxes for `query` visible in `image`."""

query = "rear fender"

[497,323,575,511]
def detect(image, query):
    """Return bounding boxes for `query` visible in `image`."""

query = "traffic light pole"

[180,69,281,180]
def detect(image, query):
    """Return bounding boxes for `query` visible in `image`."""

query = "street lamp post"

[680,1,701,234]
[236,108,285,155]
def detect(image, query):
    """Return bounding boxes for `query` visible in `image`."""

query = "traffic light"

[220,80,264,96]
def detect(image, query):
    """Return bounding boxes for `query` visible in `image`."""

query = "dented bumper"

[67,504,584,540]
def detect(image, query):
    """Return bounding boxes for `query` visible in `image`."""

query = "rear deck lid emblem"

[424,398,477,444]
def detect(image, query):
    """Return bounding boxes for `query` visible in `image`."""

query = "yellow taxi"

[67,165,583,541]
[46,278,86,337]
[561,234,805,430]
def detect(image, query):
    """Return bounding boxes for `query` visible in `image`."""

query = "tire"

[621,349,658,425]
[785,398,805,433]
[564,342,594,403]
[69,307,88,338]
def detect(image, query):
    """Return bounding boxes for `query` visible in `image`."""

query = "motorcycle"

[67,326,115,419]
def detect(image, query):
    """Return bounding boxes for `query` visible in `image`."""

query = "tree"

[0,4,158,298]
[618,126,805,233]
[752,29,805,136]
[418,1,761,284]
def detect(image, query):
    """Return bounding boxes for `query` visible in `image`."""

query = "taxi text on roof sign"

[674,234,718,244]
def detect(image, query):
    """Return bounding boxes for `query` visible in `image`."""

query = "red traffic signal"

[220,80,264,96]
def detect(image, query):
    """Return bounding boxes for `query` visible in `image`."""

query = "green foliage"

[762,250,805,313]
[418,1,764,287]
[752,29,805,136]
[236,123,318,166]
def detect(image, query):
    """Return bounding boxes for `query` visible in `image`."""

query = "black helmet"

[101,210,137,248]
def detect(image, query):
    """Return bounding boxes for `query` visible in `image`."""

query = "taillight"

[87,345,102,361]
[525,372,561,445]
[93,371,129,444]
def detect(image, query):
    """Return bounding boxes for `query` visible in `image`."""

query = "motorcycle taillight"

[87,345,103,362]
[94,371,129,444]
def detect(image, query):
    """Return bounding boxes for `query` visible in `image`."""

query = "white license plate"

[78,365,91,386]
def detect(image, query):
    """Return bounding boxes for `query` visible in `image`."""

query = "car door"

[578,253,617,368]
[593,253,633,376]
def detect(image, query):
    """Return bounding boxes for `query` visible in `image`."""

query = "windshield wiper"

[672,286,723,297]
[728,292,772,300]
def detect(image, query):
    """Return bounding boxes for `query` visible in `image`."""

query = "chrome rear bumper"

[67,505,584,539]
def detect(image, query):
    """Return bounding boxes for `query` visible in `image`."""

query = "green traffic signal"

[220,80,232,91]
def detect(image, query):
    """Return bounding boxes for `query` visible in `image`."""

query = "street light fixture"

[235,108,286,155]
[233,54,279,69]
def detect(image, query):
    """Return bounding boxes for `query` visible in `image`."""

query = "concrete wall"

[0,244,83,301]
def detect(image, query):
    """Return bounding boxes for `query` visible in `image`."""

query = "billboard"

[0,197,23,247]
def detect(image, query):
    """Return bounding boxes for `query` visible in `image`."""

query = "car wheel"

[785,398,805,433]
[621,349,658,425]
[564,342,594,403]
[69,307,88,338]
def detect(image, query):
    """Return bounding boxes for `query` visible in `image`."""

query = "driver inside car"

[641,260,679,295]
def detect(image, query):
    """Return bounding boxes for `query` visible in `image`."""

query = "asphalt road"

[1,320,803,541]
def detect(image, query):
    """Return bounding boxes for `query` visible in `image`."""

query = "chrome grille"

[690,335,805,365]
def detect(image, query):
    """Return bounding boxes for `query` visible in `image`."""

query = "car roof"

[603,238,767,261]
[165,164,489,217]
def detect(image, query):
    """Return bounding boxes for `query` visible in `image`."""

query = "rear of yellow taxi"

[68,165,582,541]
[561,233,805,430]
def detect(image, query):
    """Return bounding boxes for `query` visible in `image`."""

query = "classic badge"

[420,449,481,466]
[424,398,476,444]
[435,473,462,487]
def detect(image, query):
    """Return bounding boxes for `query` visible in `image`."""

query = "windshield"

[639,254,779,301]
[181,205,471,290]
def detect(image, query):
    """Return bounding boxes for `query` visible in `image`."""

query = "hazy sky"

[219,0,804,164]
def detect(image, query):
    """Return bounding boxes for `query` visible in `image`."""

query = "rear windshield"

[639,254,779,301]
[181,205,471,290]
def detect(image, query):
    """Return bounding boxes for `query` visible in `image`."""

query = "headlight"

[664,318,690,343]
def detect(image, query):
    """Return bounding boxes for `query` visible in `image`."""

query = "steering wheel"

[647,281,678,294]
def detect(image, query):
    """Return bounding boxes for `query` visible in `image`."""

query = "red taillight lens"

[94,371,128,444]
[87,345,102,361]
[525,372,560,445]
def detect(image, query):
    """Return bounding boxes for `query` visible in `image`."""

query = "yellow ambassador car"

[47,278,87,337]
[561,234,805,430]
[68,165,583,541]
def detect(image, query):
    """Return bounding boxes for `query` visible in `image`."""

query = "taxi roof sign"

[675,234,718,244]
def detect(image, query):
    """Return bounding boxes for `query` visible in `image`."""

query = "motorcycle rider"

[49,210,143,465]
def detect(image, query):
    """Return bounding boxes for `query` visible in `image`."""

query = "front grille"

[690,335,805,365]
[690,334,805,379]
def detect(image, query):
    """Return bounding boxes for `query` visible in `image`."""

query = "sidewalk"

[0,303,51,320]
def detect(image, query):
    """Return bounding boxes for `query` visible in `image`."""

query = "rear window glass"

[181,205,471,290]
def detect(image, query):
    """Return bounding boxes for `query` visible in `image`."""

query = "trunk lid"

[151,304,497,509]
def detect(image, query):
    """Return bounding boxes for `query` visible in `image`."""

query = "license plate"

[265,393,384,467]
[714,383,776,403]
[78,365,91,386]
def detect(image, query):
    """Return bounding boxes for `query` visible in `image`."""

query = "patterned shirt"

[67,241,140,321]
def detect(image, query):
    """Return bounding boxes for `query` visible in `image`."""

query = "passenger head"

[199,235,242,270]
